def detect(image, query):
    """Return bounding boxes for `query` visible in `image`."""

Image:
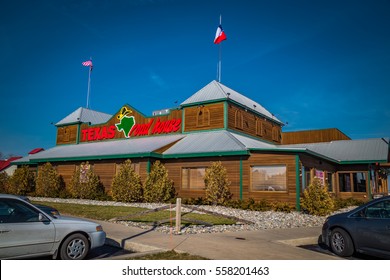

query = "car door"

[0,198,56,259]
[353,200,390,256]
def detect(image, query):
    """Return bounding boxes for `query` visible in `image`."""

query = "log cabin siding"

[242,153,298,204]
[227,103,282,144]
[282,128,351,144]
[183,103,225,132]
[56,125,78,145]
[163,157,242,200]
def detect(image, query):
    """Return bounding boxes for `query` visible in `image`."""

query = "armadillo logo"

[115,107,135,138]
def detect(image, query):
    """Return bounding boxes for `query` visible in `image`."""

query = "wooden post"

[175,198,182,233]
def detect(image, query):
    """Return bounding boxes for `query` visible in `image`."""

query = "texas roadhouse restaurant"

[14,80,390,209]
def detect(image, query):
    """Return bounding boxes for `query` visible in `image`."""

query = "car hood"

[51,215,99,226]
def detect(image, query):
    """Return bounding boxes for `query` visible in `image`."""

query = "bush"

[35,163,65,197]
[271,201,293,213]
[67,162,105,200]
[204,161,232,205]
[111,160,143,202]
[300,177,334,216]
[8,165,35,195]
[143,161,176,203]
[334,197,364,210]
[0,172,9,193]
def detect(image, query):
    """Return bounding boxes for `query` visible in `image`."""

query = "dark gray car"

[321,196,390,258]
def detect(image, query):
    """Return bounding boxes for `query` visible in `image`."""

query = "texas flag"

[214,25,227,44]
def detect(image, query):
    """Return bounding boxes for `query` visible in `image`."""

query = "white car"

[0,194,106,260]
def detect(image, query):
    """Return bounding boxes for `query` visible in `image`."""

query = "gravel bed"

[30,197,355,235]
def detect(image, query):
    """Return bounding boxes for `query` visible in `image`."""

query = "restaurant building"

[14,80,390,208]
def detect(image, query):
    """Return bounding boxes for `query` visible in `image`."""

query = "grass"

[33,201,236,226]
[128,250,208,260]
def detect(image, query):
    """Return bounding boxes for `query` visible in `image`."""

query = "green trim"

[163,150,249,159]
[239,157,243,200]
[338,160,388,165]
[76,123,81,144]
[224,101,228,129]
[147,159,151,174]
[30,152,163,163]
[181,107,185,133]
[367,166,372,199]
[181,98,227,108]
[295,154,301,211]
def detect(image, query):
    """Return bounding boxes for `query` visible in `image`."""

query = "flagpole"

[86,66,91,108]
[218,15,222,82]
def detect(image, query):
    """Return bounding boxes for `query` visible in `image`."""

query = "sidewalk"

[98,220,340,260]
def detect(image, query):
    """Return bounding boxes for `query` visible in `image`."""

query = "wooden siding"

[163,157,242,200]
[282,128,350,144]
[242,153,297,204]
[56,125,78,145]
[183,103,225,132]
[227,103,282,144]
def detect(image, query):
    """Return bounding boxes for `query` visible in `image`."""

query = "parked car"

[321,196,390,258]
[19,196,60,216]
[0,194,106,260]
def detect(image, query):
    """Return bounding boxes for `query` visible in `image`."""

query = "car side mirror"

[38,213,49,222]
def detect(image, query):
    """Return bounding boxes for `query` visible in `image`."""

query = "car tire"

[330,228,354,257]
[60,233,90,260]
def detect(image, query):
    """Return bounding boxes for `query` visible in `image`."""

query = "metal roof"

[23,134,184,162]
[181,80,283,124]
[55,107,112,126]
[284,138,390,163]
[163,131,248,156]
[12,129,388,164]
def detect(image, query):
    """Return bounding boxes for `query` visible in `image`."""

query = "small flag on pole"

[214,25,227,44]
[82,59,93,71]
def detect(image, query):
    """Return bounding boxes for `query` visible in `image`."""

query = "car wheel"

[60,233,89,260]
[330,228,354,257]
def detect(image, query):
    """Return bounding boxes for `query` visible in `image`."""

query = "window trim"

[250,165,288,192]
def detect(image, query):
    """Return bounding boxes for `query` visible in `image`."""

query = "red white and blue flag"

[82,60,93,71]
[214,25,227,44]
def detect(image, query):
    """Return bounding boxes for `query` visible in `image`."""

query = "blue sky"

[1,0,389,157]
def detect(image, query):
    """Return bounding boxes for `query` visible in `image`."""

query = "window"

[182,167,206,190]
[338,172,367,193]
[255,119,264,136]
[363,200,390,219]
[251,165,287,192]
[196,107,210,127]
[326,172,334,192]
[272,126,280,141]
[0,198,41,223]
[234,110,244,130]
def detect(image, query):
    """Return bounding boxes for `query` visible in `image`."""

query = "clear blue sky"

[1,0,389,158]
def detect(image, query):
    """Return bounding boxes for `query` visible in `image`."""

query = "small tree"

[68,162,105,199]
[144,160,176,202]
[111,159,143,202]
[8,165,35,195]
[35,163,64,197]
[0,172,9,193]
[204,161,232,205]
[300,177,335,216]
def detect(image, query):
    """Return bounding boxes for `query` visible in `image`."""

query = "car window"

[0,198,42,223]
[364,200,390,219]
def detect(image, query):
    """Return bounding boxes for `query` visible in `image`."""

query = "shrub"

[271,201,293,213]
[8,165,35,195]
[143,160,176,203]
[204,161,232,205]
[111,159,143,202]
[35,162,64,197]
[67,162,105,200]
[300,177,335,216]
[334,197,364,210]
[0,172,9,193]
